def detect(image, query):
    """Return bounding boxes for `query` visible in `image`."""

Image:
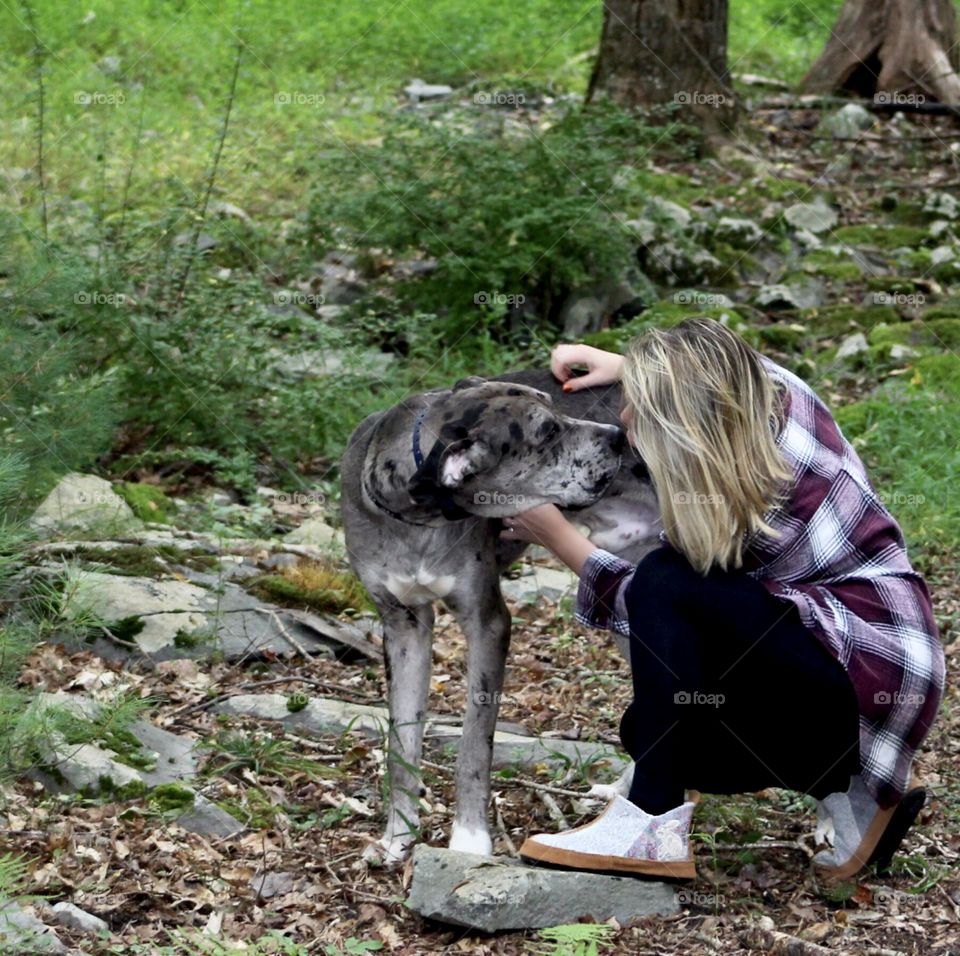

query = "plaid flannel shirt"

[575,355,945,808]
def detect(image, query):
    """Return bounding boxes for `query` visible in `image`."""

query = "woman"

[502,318,944,881]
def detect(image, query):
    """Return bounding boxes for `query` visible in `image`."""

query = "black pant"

[620,546,862,814]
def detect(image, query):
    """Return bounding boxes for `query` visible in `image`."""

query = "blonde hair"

[621,318,793,575]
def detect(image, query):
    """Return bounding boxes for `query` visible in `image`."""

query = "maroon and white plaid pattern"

[575,356,945,808]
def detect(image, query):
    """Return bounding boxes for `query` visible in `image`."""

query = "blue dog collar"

[412,407,428,469]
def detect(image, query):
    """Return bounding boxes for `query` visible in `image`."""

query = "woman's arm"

[551,344,625,393]
[501,504,636,635]
[500,503,598,574]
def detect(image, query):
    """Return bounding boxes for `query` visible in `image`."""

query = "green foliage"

[286,692,309,713]
[116,482,175,524]
[147,783,196,814]
[537,924,615,956]
[302,102,695,336]
[0,226,119,504]
[834,353,960,560]
[106,928,315,955]
[201,729,337,782]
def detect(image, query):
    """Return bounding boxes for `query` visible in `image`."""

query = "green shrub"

[301,102,696,336]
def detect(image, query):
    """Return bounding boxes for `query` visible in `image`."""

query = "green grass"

[834,353,960,565]
[0,0,850,226]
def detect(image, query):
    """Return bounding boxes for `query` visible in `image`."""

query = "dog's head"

[407,377,624,518]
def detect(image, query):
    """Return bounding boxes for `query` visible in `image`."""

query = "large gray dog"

[341,370,661,864]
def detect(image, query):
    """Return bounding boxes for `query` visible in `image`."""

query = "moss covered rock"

[116,482,176,524]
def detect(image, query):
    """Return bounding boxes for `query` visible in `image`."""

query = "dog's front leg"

[364,600,435,866]
[445,583,511,856]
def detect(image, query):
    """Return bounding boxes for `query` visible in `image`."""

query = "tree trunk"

[588,0,734,132]
[803,0,960,104]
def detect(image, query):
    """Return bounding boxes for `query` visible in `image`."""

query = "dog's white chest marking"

[580,497,654,552]
[384,566,457,605]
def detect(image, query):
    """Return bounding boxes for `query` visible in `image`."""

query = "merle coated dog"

[341,370,660,864]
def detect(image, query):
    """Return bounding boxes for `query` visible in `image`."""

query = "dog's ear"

[437,438,494,488]
[407,438,493,504]
[453,376,486,392]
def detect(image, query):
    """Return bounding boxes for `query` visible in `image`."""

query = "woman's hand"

[500,503,568,547]
[501,503,599,576]
[551,344,625,392]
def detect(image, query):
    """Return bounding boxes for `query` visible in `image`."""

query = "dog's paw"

[362,835,413,868]
[814,817,835,847]
[585,782,621,801]
[586,764,634,802]
[449,821,493,856]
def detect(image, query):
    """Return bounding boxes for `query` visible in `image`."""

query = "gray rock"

[30,474,141,536]
[928,220,955,240]
[820,103,874,138]
[890,343,919,360]
[392,257,439,279]
[28,693,198,798]
[250,871,296,899]
[404,79,454,102]
[55,569,344,662]
[283,518,343,548]
[51,902,108,935]
[558,265,653,337]
[208,200,252,223]
[754,279,824,310]
[930,245,956,266]
[216,693,626,772]
[318,262,366,305]
[134,719,198,787]
[96,55,121,75]
[646,197,691,229]
[558,295,604,338]
[501,566,579,604]
[784,199,838,234]
[407,846,677,930]
[712,217,764,248]
[174,231,217,252]
[269,347,393,380]
[0,904,67,953]
[60,571,209,654]
[624,217,657,245]
[836,332,868,360]
[924,191,959,220]
[175,793,245,838]
[261,552,299,570]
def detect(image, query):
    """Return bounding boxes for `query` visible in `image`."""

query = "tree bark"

[588,0,734,132]
[803,0,960,104]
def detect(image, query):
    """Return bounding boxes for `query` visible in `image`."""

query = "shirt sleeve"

[575,548,636,635]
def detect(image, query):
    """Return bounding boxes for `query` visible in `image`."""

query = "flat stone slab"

[0,904,68,954]
[55,569,366,663]
[216,694,628,773]
[407,846,677,931]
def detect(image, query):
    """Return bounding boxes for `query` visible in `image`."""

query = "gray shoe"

[812,773,927,881]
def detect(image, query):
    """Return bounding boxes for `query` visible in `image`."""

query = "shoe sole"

[519,838,696,880]
[813,784,927,882]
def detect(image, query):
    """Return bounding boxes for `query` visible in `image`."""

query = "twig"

[538,791,569,830]
[739,926,834,954]
[495,802,518,857]
[98,625,143,650]
[21,0,48,241]
[255,606,312,659]
[507,775,600,800]
[174,30,243,303]
[116,87,147,257]
[713,840,813,859]
[167,675,375,720]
